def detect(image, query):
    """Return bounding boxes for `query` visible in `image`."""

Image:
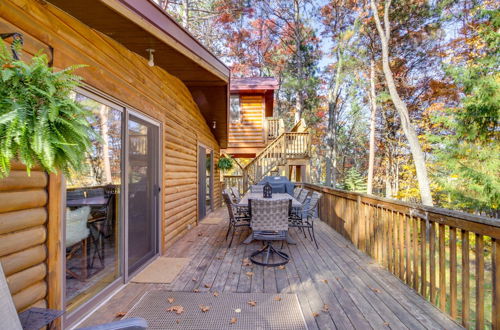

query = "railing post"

[357,195,365,251]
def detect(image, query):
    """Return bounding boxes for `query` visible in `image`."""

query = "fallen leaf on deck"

[192,277,197,282]
[277,265,286,270]
[322,304,329,312]
[199,305,211,312]
[242,258,252,266]
[312,312,320,317]
[234,308,241,313]
[167,297,175,304]
[217,257,223,260]
[176,320,181,324]
[247,300,257,307]
[204,283,211,288]
[322,279,328,284]
[246,271,254,277]
[193,289,200,293]
[274,296,282,301]
[335,277,340,281]
[166,305,184,314]
[230,317,238,324]
[213,291,219,297]
[115,312,126,317]
[371,287,381,293]
[383,322,390,326]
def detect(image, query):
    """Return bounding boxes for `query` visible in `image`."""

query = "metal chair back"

[307,192,322,218]
[249,199,290,232]
[230,186,240,202]
[298,189,309,204]
[293,187,303,199]
[222,192,236,221]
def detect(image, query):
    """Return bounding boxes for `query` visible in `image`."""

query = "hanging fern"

[0,39,95,178]
[217,155,233,172]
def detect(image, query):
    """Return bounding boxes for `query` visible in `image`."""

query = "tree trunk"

[182,0,189,28]
[370,0,433,206]
[294,0,304,123]
[99,105,112,184]
[367,59,377,195]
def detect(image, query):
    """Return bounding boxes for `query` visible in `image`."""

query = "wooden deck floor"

[81,208,461,329]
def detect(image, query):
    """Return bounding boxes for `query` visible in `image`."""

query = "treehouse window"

[230,95,241,123]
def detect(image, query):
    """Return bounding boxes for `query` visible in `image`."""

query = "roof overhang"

[46,0,230,147]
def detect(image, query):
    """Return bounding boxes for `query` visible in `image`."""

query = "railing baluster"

[399,212,405,279]
[421,219,427,297]
[450,227,458,318]
[430,221,437,304]
[493,238,499,330]
[439,224,446,312]
[406,214,411,285]
[476,234,485,329]
[462,230,470,328]
[413,216,419,291]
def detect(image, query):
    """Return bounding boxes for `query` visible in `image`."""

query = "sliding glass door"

[64,90,161,322]
[127,114,160,275]
[198,145,213,220]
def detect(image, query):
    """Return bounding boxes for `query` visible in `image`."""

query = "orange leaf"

[230,317,237,324]
[322,304,329,312]
[166,305,184,314]
[204,283,211,288]
[274,296,282,301]
[213,291,220,297]
[246,271,254,277]
[242,258,252,266]
[277,265,285,270]
[115,312,126,317]
[312,312,320,317]
[199,305,211,312]
[247,300,257,307]
[167,297,175,304]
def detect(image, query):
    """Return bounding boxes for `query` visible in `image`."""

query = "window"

[230,95,241,123]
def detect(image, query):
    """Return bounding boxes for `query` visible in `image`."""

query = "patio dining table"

[236,192,302,244]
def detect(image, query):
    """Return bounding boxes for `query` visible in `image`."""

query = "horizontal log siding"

[0,166,49,312]
[229,95,264,145]
[0,0,223,293]
[302,183,500,329]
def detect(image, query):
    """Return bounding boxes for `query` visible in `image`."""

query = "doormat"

[125,291,307,330]
[131,257,190,284]
[200,217,225,225]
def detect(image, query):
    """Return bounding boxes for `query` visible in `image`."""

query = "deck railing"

[265,117,284,141]
[302,183,500,329]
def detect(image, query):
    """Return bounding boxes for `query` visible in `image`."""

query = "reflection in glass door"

[127,115,159,275]
[198,146,213,220]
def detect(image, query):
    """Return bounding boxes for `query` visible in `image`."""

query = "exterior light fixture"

[212,121,216,129]
[146,49,155,67]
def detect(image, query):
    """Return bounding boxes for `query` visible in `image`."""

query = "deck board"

[80,208,462,329]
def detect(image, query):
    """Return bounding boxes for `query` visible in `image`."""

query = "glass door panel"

[127,115,159,275]
[65,92,122,312]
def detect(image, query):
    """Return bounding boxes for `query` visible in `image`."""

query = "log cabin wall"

[0,0,223,308]
[0,164,49,312]
[228,95,265,147]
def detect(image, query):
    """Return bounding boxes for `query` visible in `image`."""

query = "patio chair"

[248,199,290,267]
[289,192,322,249]
[66,206,91,281]
[250,185,264,193]
[0,263,147,330]
[230,186,240,202]
[297,189,309,204]
[222,192,250,247]
[293,187,303,199]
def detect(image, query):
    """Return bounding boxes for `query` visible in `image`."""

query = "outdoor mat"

[125,291,307,330]
[131,257,190,284]
[200,217,225,225]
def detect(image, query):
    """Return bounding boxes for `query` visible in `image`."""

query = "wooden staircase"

[241,131,310,190]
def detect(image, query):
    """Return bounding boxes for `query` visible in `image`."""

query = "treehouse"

[0,1,498,330]
[223,77,312,191]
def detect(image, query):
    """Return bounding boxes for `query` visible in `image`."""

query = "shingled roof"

[230,77,279,92]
